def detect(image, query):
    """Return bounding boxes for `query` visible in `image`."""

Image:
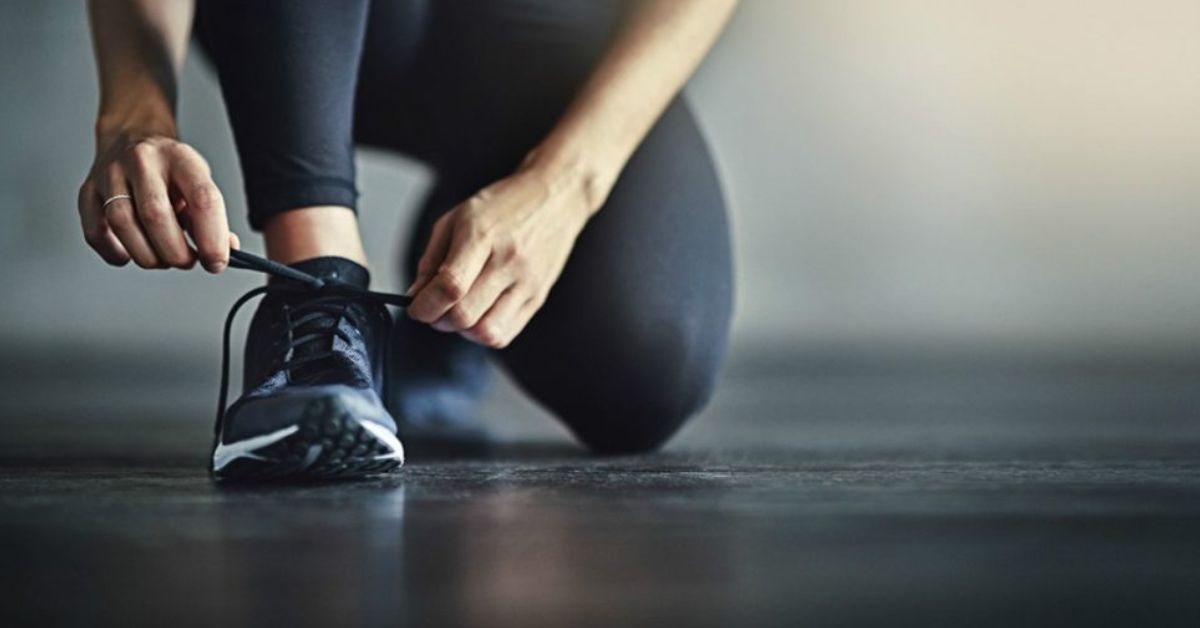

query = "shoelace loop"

[215,250,412,433]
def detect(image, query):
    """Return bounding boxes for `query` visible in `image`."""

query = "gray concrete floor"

[2,351,1199,627]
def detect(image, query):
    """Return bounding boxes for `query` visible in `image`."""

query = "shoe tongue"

[272,256,370,289]
[273,257,370,385]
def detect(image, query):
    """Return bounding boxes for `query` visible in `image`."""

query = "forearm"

[88,0,194,142]
[526,0,738,214]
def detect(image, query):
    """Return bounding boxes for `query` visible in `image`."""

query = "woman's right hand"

[78,130,236,272]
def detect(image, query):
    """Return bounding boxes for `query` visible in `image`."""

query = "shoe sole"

[212,404,404,482]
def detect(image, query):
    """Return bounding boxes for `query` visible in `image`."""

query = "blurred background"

[0,1,1197,430]
[4,6,1199,624]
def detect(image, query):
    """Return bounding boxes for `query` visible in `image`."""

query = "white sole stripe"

[212,425,300,471]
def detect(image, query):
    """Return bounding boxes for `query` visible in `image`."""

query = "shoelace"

[215,250,412,434]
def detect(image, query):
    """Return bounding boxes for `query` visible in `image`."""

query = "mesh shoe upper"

[217,257,401,442]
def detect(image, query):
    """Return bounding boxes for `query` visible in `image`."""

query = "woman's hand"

[81,0,233,270]
[406,162,596,348]
[78,130,236,272]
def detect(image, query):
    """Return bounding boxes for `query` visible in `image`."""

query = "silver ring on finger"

[101,194,133,211]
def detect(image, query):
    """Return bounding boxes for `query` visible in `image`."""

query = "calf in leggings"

[81,0,737,479]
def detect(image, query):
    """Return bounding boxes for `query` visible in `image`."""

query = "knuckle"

[132,256,160,270]
[138,202,173,227]
[459,222,488,246]
[189,183,220,210]
[82,225,104,245]
[436,272,468,300]
[473,323,503,348]
[470,188,494,205]
[127,142,156,165]
[508,249,530,272]
[447,305,475,329]
[167,140,195,157]
[163,249,191,267]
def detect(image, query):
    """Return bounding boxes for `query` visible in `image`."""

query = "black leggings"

[195,0,733,453]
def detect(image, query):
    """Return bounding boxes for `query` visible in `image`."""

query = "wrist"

[95,94,177,149]
[521,139,620,218]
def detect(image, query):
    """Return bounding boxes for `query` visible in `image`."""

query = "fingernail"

[211,261,226,273]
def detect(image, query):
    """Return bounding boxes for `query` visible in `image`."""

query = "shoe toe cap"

[221,385,396,442]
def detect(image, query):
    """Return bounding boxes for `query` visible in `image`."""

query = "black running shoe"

[210,254,410,481]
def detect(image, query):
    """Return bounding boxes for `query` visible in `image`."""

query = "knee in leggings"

[556,320,724,455]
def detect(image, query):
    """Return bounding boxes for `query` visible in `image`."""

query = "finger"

[436,259,515,332]
[407,215,452,297]
[171,146,230,272]
[501,296,545,347]
[408,220,492,323]
[78,180,130,266]
[127,148,194,268]
[100,168,160,269]
[465,289,531,349]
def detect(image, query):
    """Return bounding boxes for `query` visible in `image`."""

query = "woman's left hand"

[405,162,596,348]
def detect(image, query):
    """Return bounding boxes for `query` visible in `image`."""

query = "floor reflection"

[5,360,1200,626]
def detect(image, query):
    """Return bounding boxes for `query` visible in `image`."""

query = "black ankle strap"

[228,249,412,306]
[228,250,327,289]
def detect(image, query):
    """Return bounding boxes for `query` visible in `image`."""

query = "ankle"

[263,206,369,267]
